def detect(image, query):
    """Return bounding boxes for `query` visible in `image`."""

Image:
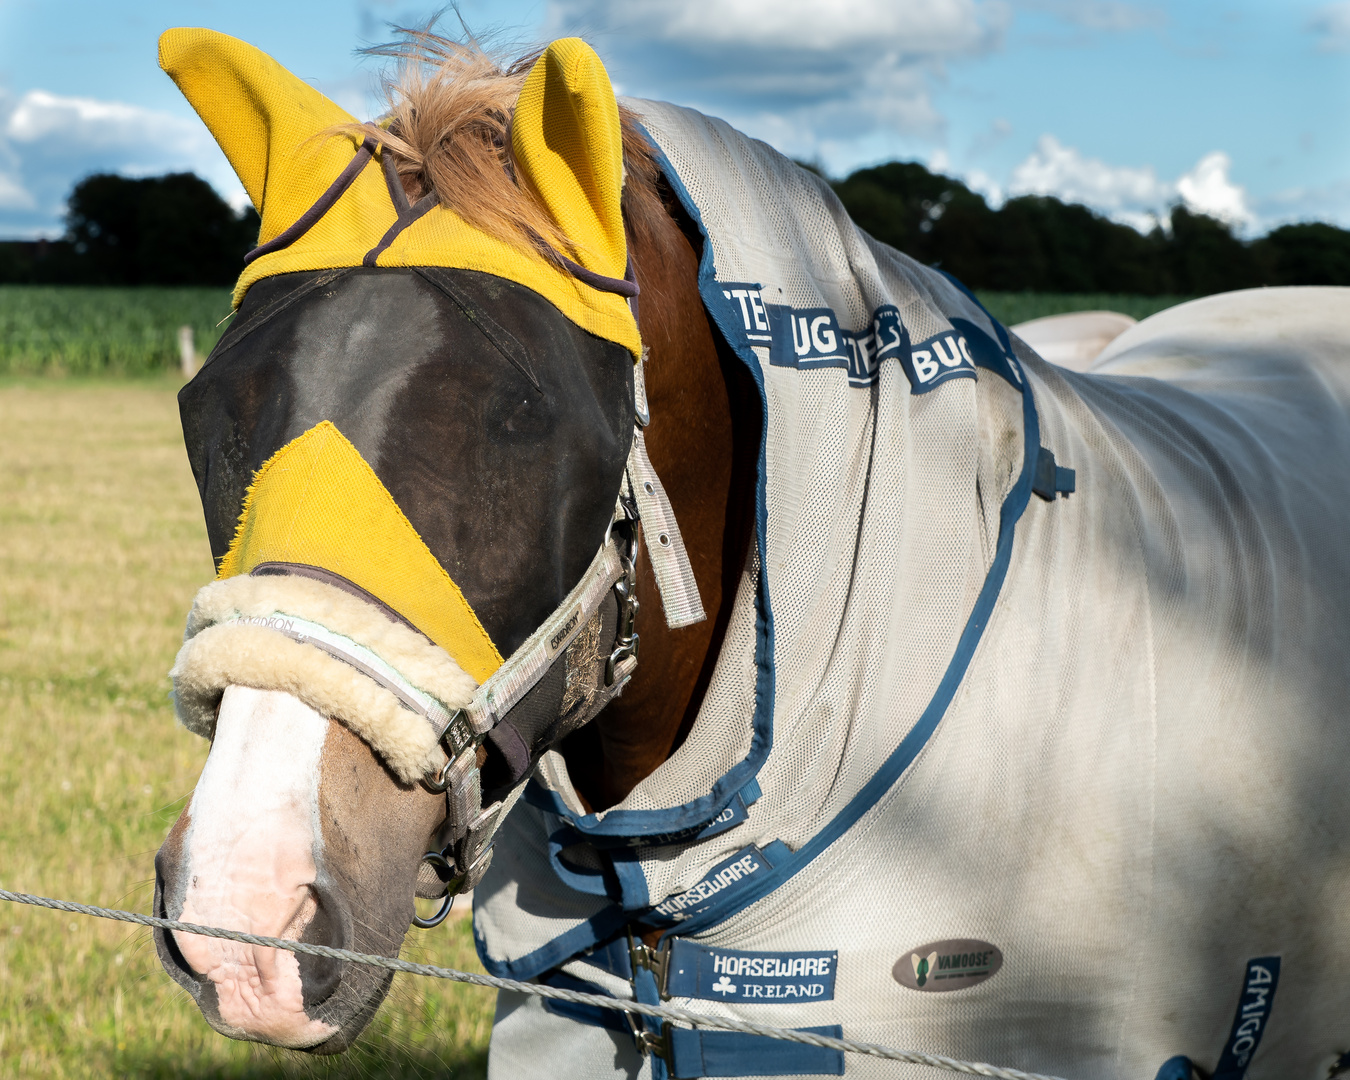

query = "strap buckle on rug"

[627,924,673,998]
[626,1015,674,1065]
[625,926,676,1065]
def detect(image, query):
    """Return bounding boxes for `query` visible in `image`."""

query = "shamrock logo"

[911,951,938,988]
[711,975,737,995]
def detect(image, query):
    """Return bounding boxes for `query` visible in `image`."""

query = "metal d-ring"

[411,850,457,929]
[421,757,453,795]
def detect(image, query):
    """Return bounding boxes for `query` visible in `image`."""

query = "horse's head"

[150,30,703,1051]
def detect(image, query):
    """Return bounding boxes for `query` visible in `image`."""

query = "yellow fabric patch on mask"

[218,421,504,684]
[157,29,641,360]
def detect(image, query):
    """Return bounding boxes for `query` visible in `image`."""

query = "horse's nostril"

[152,871,202,982]
[296,884,348,1011]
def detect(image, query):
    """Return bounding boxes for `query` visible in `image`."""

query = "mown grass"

[975,291,1193,326]
[0,379,493,1078]
[0,288,234,376]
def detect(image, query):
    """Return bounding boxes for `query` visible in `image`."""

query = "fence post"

[178,326,197,377]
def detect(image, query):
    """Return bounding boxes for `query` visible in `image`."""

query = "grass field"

[0,377,494,1078]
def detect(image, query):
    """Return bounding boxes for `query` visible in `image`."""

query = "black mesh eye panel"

[178,267,634,655]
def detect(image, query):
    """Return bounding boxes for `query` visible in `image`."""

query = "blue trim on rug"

[939,271,1023,372]
[518,128,777,841]
[1154,1057,1195,1080]
[473,901,634,981]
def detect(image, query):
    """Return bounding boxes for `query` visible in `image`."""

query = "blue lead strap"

[1152,956,1281,1080]
[1212,957,1281,1080]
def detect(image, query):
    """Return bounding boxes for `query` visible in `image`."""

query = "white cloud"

[1257,177,1350,230]
[962,166,1005,206]
[0,89,248,236]
[1019,0,1164,32]
[1010,135,1162,207]
[0,170,34,211]
[1007,135,1255,231]
[6,90,203,152]
[1309,2,1350,51]
[548,0,1010,159]
[617,0,1004,53]
[1175,152,1252,227]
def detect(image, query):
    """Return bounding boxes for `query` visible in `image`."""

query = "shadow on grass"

[111,1042,488,1080]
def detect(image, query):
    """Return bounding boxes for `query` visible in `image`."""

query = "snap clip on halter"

[411,850,460,928]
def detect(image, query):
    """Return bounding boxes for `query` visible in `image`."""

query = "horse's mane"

[341,28,668,265]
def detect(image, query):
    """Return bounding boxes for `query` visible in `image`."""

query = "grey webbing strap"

[626,427,705,629]
[436,535,629,755]
[224,613,455,731]
[422,505,640,896]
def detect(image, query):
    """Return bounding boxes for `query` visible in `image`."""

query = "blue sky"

[0,0,1344,238]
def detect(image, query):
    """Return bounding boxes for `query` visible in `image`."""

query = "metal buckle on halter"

[411,850,461,928]
[606,495,642,687]
[439,709,479,762]
[605,561,640,686]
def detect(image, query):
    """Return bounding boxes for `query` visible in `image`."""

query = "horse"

[150,26,1350,1080]
[1009,310,1138,372]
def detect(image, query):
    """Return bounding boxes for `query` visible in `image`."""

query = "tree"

[1165,206,1261,295]
[827,156,1350,296]
[1252,223,1350,286]
[64,172,259,285]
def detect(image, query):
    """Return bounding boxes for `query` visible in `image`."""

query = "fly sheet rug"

[476,100,1350,1080]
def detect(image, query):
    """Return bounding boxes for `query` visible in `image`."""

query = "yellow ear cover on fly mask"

[512,38,628,285]
[218,421,504,684]
[157,28,640,358]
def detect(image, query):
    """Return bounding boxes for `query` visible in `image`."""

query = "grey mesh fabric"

[474,97,1350,1080]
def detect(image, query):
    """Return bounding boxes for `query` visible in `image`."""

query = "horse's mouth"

[151,859,393,1053]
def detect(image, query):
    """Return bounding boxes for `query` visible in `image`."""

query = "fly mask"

[161,31,703,916]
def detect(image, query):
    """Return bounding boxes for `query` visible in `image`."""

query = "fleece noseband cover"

[172,572,477,783]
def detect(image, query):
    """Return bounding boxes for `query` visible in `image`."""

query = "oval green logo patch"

[892,939,1002,992]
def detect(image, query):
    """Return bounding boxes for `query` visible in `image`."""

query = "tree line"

[1,165,1348,293]
[828,160,1350,294]
[0,173,259,286]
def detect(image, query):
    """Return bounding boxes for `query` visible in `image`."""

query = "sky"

[0,0,1345,239]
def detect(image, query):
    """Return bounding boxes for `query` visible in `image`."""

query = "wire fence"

[0,888,1070,1080]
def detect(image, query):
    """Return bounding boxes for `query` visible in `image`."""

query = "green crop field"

[0,288,234,376]
[0,377,493,1078]
[0,286,1195,378]
[974,291,1194,327]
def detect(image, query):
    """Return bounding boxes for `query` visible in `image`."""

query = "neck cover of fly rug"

[474,99,1350,1080]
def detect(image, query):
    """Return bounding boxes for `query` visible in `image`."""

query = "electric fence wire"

[0,888,1069,1080]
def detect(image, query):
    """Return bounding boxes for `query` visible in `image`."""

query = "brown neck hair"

[559,177,761,811]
